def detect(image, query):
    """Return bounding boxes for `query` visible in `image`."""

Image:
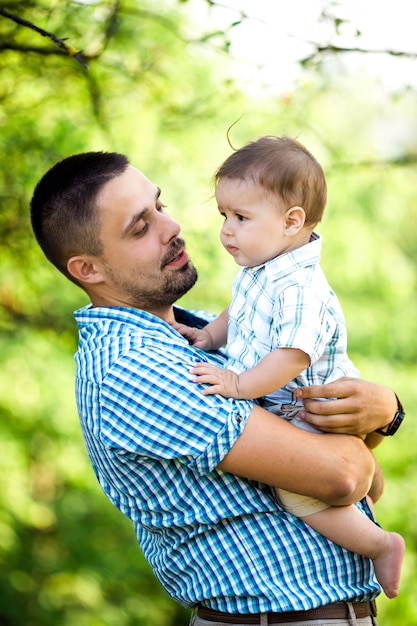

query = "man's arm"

[218,404,375,506]
[294,377,399,436]
[293,377,402,503]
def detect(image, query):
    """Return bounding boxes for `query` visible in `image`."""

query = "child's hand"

[191,362,240,398]
[170,321,213,350]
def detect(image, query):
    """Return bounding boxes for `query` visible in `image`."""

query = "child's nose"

[221,219,233,236]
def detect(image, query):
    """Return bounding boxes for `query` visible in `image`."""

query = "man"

[31,152,404,625]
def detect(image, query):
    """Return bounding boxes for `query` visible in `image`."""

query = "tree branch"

[330,154,417,170]
[0,7,88,69]
[300,43,417,66]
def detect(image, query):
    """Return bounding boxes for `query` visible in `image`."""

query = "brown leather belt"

[198,601,377,624]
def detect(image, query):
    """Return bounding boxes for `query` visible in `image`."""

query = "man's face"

[91,166,197,317]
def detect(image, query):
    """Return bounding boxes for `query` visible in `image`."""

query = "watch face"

[376,396,405,436]
[387,410,405,435]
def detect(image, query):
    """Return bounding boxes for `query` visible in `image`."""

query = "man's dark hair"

[30,151,129,285]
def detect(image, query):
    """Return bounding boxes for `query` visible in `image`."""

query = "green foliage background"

[0,1,416,624]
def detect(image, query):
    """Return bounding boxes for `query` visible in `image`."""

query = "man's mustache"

[161,237,186,268]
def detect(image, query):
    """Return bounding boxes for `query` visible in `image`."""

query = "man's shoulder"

[74,305,225,376]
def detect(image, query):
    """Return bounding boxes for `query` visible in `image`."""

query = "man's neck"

[89,292,175,323]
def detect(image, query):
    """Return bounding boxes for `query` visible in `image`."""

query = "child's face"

[216,177,291,268]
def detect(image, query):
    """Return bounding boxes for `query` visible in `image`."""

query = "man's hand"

[294,377,398,436]
[191,362,241,397]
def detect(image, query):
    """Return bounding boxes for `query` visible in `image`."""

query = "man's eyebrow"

[122,187,161,237]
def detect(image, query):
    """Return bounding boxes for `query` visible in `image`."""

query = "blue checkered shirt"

[74,304,379,612]
[227,233,360,407]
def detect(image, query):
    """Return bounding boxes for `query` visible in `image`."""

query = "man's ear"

[284,206,306,234]
[67,255,105,285]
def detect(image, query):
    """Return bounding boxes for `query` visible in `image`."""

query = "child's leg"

[302,505,405,599]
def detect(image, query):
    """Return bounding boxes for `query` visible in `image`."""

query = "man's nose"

[159,210,181,242]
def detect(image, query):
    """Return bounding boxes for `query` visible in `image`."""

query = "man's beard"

[140,260,198,309]
[103,239,198,310]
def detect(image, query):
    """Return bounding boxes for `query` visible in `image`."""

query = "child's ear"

[285,206,306,234]
[67,255,105,285]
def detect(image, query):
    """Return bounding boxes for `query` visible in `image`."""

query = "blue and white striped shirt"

[74,304,379,612]
[227,233,360,407]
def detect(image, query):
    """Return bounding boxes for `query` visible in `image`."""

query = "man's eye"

[133,223,148,237]
[157,203,167,212]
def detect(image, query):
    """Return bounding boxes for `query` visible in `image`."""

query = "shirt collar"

[245,232,322,282]
[74,303,211,330]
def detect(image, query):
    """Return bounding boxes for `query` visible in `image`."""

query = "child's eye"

[237,214,246,221]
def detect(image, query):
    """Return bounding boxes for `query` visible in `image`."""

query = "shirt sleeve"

[98,340,253,475]
[272,283,338,364]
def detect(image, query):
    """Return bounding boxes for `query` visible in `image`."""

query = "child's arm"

[171,307,229,351]
[192,347,310,399]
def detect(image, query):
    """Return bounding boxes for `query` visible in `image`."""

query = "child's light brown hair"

[215,136,327,227]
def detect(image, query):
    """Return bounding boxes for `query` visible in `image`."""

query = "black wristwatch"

[375,394,405,436]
